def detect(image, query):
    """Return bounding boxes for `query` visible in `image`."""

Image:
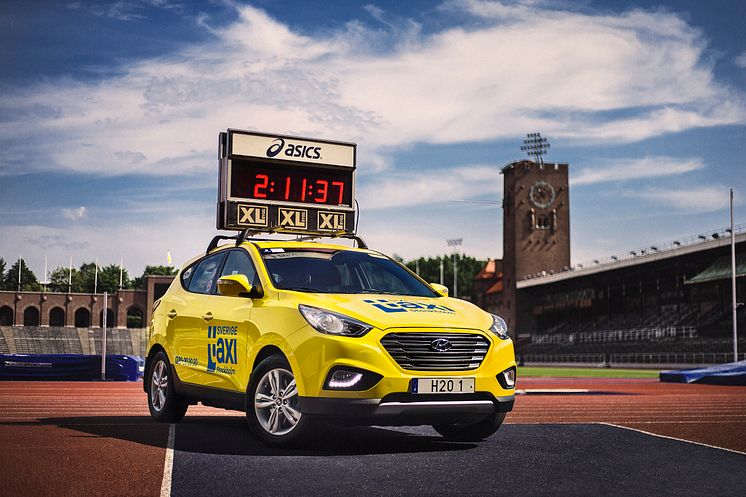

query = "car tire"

[246,355,313,447]
[147,351,188,422]
[432,411,506,441]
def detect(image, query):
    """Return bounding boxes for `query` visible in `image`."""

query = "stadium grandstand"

[0,275,172,358]
[473,159,744,366]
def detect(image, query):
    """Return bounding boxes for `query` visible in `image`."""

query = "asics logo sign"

[266,138,322,160]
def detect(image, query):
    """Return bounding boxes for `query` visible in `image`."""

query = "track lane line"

[599,422,746,456]
[160,424,175,497]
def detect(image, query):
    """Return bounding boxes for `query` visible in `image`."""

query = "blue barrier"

[0,354,144,381]
[660,360,746,386]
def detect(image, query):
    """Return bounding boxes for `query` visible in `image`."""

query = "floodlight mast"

[731,188,738,362]
[447,238,463,298]
[520,132,550,165]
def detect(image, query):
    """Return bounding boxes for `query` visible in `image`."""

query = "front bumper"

[297,392,515,426]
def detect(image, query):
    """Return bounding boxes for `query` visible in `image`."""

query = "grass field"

[518,366,660,378]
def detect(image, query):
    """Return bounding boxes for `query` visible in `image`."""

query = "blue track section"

[660,361,746,385]
[0,354,144,381]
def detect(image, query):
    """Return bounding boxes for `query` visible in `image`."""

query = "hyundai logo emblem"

[430,338,452,352]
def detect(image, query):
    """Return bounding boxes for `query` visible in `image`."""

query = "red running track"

[0,379,744,497]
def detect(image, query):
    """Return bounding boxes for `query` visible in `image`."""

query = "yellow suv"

[144,238,516,446]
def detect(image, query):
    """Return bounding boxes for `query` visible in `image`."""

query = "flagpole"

[119,257,123,290]
[17,254,22,292]
[94,258,99,294]
[68,256,73,294]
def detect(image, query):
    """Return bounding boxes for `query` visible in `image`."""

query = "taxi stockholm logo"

[206,326,238,373]
[266,138,322,160]
[363,299,455,314]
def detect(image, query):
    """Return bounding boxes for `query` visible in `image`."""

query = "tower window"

[535,215,551,230]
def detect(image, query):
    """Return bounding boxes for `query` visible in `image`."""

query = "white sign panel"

[230,132,355,168]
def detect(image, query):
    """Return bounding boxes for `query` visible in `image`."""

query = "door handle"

[167,310,177,319]
[202,312,214,322]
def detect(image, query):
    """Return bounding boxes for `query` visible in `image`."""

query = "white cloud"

[1,2,743,177]
[735,50,746,69]
[625,185,730,213]
[61,206,87,221]
[572,156,704,185]
[357,164,502,209]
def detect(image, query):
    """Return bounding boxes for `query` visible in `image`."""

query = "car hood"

[292,293,494,331]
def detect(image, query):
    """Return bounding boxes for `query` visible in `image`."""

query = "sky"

[1,0,745,279]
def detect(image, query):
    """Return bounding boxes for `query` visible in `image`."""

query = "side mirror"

[217,274,253,297]
[430,283,449,297]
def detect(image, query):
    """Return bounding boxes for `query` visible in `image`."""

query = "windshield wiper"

[282,287,324,293]
[359,289,389,294]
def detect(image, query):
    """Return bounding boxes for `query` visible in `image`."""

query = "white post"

[119,257,123,290]
[17,254,22,291]
[94,258,99,294]
[731,189,738,362]
[453,252,458,298]
[439,259,444,285]
[415,259,420,276]
[101,291,108,381]
[43,255,48,292]
[68,256,73,294]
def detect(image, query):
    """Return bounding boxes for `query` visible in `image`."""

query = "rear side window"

[220,250,258,286]
[187,252,226,294]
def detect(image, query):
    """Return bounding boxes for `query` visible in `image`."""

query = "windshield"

[260,248,438,297]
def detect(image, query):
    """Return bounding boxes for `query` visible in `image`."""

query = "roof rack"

[206,228,368,254]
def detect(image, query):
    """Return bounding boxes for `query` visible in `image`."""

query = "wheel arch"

[249,340,306,396]
[143,344,168,393]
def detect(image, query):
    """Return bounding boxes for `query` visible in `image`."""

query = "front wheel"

[246,355,313,447]
[147,351,188,422]
[432,411,506,441]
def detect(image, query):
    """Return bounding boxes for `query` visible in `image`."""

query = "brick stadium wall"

[0,326,148,357]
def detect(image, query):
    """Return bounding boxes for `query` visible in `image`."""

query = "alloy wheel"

[254,368,301,436]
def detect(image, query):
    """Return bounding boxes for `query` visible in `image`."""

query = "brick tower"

[496,160,570,332]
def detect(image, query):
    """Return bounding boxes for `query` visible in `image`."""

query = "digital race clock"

[229,160,353,207]
[217,129,357,234]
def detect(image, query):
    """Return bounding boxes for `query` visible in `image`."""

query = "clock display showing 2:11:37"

[252,173,346,204]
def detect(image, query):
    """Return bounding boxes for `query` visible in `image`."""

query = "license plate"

[414,378,475,394]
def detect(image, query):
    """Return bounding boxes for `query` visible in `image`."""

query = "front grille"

[380,332,490,371]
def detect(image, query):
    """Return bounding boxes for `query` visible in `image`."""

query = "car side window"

[180,265,194,288]
[187,252,226,294]
[220,250,258,287]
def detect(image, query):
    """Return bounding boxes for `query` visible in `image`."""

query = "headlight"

[298,304,373,337]
[489,314,510,340]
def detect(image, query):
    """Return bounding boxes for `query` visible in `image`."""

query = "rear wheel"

[147,351,188,422]
[432,411,506,441]
[246,355,313,446]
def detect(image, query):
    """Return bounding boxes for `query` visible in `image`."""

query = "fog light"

[323,366,383,391]
[498,366,516,389]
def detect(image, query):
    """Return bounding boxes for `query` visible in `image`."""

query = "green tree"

[131,265,178,289]
[3,259,42,291]
[47,262,130,293]
[0,258,6,288]
[405,254,486,300]
[48,266,74,293]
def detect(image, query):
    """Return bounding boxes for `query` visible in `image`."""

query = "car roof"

[182,239,374,270]
[248,240,369,252]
